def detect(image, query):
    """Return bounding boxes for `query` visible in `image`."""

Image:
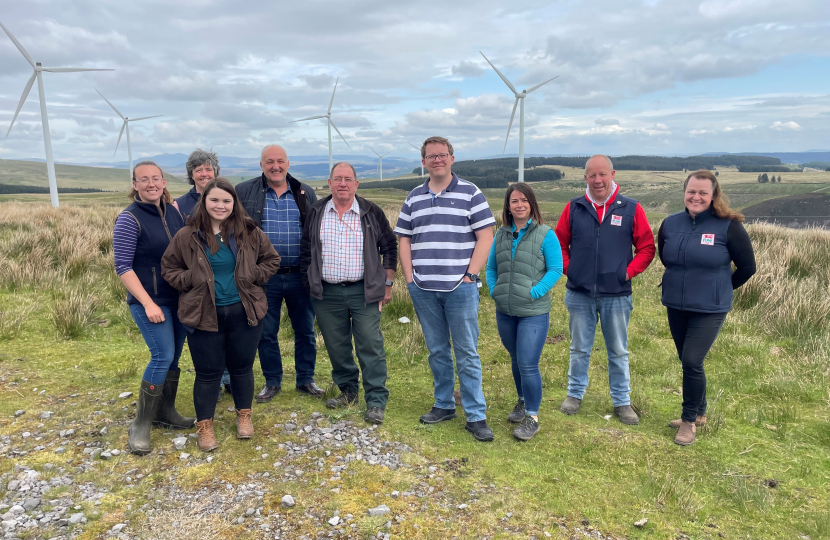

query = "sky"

[0,0,828,164]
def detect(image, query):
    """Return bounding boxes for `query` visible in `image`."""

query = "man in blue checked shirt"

[236,145,323,402]
[395,136,497,442]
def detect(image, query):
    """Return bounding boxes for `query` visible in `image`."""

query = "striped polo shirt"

[394,173,495,291]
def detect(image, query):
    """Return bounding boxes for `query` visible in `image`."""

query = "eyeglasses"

[331,177,356,184]
[424,153,451,162]
[134,178,164,185]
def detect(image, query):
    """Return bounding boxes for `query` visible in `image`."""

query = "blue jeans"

[129,304,187,386]
[564,289,633,407]
[258,273,317,387]
[495,311,549,417]
[407,282,487,422]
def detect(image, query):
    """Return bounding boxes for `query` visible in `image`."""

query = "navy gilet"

[121,199,185,307]
[174,187,200,219]
[566,193,638,298]
[660,208,733,313]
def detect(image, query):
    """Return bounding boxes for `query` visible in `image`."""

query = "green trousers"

[312,281,389,409]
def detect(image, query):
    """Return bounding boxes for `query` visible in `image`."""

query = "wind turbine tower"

[1,21,113,207]
[368,146,393,182]
[291,77,350,173]
[409,143,424,177]
[480,52,558,183]
[97,90,163,182]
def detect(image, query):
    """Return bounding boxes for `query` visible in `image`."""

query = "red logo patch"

[701,234,715,246]
[611,215,623,227]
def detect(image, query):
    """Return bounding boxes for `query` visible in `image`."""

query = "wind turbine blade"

[503,97,519,154]
[290,115,327,123]
[479,51,517,94]
[526,75,560,94]
[41,67,114,72]
[381,150,393,158]
[96,89,124,120]
[329,119,350,147]
[6,71,36,137]
[114,121,126,155]
[408,143,420,151]
[0,21,35,67]
[367,146,380,158]
[129,115,163,122]
[327,77,339,113]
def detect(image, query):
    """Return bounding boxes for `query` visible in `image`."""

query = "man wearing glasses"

[236,145,323,402]
[300,162,397,424]
[395,136,497,442]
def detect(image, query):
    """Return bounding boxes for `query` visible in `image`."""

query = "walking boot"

[153,370,196,430]
[196,419,218,452]
[674,420,696,446]
[668,415,707,429]
[128,379,163,456]
[236,408,254,439]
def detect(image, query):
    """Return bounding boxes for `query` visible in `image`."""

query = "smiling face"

[328,163,358,205]
[192,162,216,193]
[205,186,234,225]
[509,190,530,223]
[584,156,615,201]
[685,176,713,216]
[260,146,290,186]
[133,164,166,205]
[423,142,455,179]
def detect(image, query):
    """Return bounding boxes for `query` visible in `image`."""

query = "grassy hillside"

[0,190,828,539]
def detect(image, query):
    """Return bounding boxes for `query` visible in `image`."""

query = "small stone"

[206,456,214,463]
[172,437,187,450]
[180,452,190,460]
[457,504,468,510]
[391,491,399,498]
[281,495,295,508]
[90,448,103,459]
[111,449,121,456]
[68,512,85,524]
[100,452,112,460]
[329,516,340,526]
[398,317,410,323]
[100,427,108,435]
[9,505,24,515]
[246,508,255,516]
[7,480,20,491]
[22,498,41,511]
[118,392,133,399]
[38,411,54,420]
[14,410,25,417]
[112,523,126,533]
[237,517,245,524]
[634,518,648,528]
[368,505,390,517]
[54,447,66,454]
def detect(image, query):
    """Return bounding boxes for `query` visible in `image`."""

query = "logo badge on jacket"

[701,234,715,246]
[610,215,622,227]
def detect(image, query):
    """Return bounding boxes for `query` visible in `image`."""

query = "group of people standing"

[113,135,755,454]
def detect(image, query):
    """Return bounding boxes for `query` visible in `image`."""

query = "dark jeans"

[666,307,727,423]
[187,302,264,420]
[258,272,317,387]
[312,281,389,409]
[495,311,549,417]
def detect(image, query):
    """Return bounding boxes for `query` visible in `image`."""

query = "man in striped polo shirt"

[395,136,497,442]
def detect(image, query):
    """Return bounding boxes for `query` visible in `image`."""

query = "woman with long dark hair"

[113,161,195,456]
[162,178,281,451]
[485,183,563,441]
[658,170,756,445]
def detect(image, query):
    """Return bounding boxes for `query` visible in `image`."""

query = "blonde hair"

[128,161,173,204]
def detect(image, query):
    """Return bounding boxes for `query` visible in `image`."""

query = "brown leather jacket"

[161,224,280,331]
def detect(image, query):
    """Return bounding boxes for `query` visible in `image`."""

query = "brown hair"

[684,169,744,222]
[128,160,173,204]
[502,183,543,227]
[190,177,256,255]
[420,136,454,158]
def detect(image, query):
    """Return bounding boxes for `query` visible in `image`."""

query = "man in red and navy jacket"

[554,154,655,426]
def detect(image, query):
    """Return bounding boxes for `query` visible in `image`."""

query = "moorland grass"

[0,189,829,539]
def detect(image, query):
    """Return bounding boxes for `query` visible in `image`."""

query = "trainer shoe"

[507,398,526,423]
[560,396,582,415]
[419,407,457,424]
[512,415,540,441]
[614,405,639,425]
[465,420,495,442]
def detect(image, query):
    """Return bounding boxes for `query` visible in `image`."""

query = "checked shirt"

[261,183,302,266]
[321,198,364,283]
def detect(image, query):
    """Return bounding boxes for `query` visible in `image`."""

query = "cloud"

[595,119,620,126]
[451,60,485,78]
[770,121,802,130]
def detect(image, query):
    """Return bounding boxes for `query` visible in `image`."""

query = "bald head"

[260,145,290,187]
[584,154,616,201]
[584,154,613,173]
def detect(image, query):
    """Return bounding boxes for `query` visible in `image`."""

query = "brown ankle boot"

[668,415,707,429]
[236,408,253,439]
[196,419,218,451]
[674,420,696,446]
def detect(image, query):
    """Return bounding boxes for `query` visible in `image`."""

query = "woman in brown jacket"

[162,178,281,451]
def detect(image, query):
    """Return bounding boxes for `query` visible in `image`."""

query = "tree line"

[0,184,106,194]
[738,165,792,172]
[441,154,783,172]
[757,174,783,183]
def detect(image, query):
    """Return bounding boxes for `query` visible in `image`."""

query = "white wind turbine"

[368,146,393,181]
[291,77,350,172]
[408,143,424,177]
[96,90,163,182]
[1,21,113,207]
[480,51,558,183]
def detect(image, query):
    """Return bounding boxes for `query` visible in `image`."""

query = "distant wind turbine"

[96,90,162,183]
[1,21,113,207]
[480,51,558,183]
[368,146,393,182]
[291,77,350,173]
[408,143,424,177]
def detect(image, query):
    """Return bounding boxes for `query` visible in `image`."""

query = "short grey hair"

[186,149,220,185]
[585,154,614,173]
[330,162,357,180]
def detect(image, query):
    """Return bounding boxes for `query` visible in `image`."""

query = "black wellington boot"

[128,379,163,455]
[153,369,196,429]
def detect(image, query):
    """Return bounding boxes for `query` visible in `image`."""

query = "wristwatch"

[385,279,394,287]
[464,272,480,282]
